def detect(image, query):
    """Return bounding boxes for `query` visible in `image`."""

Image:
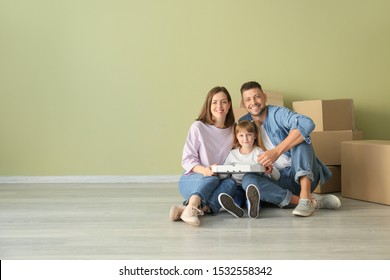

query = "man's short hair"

[240,81,263,94]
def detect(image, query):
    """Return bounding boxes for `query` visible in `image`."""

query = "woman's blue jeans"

[178,173,237,214]
[237,141,331,208]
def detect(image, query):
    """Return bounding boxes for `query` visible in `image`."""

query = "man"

[220,81,341,217]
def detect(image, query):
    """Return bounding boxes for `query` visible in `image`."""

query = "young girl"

[218,120,280,219]
[169,86,237,226]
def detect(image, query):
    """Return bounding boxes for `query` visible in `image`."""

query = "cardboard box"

[292,99,355,131]
[234,106,249,119]
[314,165,341,193]
[264,90,284,107]
[341,140,390,206]
[311,130,363,165]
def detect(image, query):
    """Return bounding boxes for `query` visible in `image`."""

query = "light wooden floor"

[1,183,389,260]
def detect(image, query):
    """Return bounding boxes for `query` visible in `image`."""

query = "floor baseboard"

[0,175,180,184]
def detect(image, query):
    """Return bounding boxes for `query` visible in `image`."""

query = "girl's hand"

[264,165,273,175]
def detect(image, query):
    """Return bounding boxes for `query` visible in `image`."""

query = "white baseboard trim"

[0,175,180,184]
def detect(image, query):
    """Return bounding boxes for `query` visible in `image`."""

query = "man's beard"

[252,105,267,117]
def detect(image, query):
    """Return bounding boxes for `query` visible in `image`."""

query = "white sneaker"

[292,199,315,217]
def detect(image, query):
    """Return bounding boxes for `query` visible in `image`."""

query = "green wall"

[1,0,389,176]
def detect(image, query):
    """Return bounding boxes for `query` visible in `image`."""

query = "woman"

[170,86,237,226]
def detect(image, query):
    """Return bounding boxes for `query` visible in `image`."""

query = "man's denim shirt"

[239,105,331,184]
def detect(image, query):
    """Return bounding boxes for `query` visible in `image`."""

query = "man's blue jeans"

[237,141,331,208]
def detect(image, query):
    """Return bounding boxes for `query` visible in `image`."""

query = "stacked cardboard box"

[292,99,363,193]
[310,130,363,165]
[341,140,390,205]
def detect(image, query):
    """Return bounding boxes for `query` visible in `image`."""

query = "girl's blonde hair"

[232,120,266,151]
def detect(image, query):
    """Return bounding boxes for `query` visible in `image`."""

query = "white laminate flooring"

[0,183,389,260]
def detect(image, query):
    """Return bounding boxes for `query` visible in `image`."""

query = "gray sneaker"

[312,194,341,209]
[246,184,260,219]
[218,193,245,218]
[292,198,315,217]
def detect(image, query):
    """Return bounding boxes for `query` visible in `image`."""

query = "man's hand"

[258,149,280,167]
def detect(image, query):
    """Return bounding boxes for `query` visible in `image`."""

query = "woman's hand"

[193,165,215,177]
